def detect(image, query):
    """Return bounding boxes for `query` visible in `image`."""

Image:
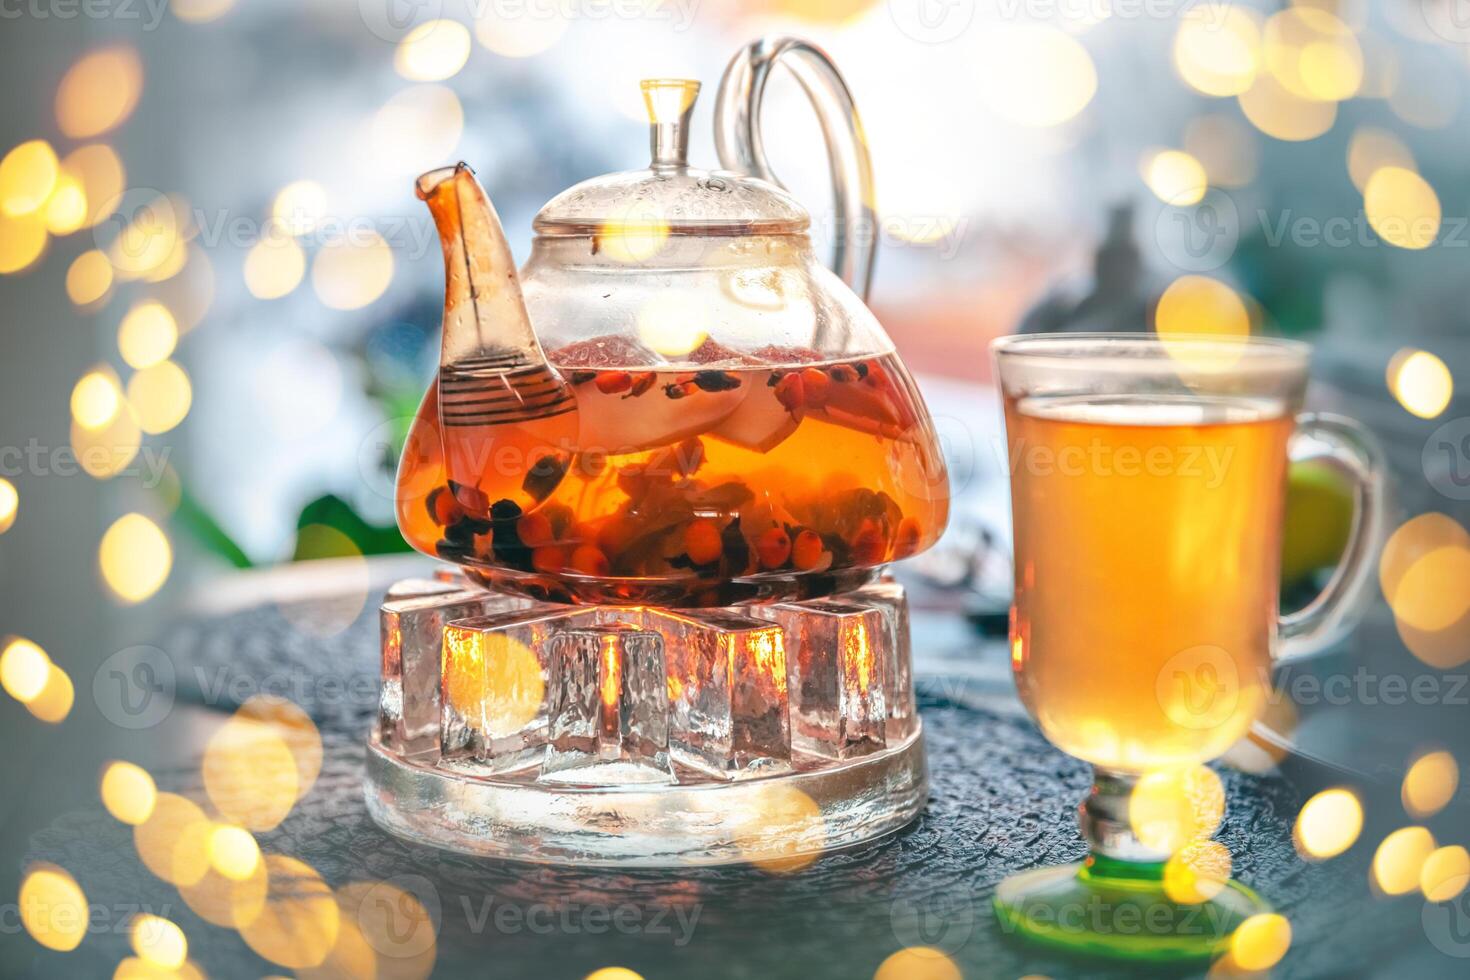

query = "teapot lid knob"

[641,78,700,170]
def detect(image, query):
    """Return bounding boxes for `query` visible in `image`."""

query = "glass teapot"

[396,37,949,606]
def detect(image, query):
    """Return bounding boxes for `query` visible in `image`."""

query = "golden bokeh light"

[105,193,183,281]
[151,245,214,332]
[244,236,306,299]
[127,360,193,434]
[1373,826,1437,895]
[1155,275,1251,374]
[61,144,126,228]
[1294,787,1363,860]
[1238,73,1336,142]
[736,784,824,874]
[1129,764,1225,855]
[113,957,207,980]
[872,946,963,980]
[1263,8,1361,102]
[370,85,464,177]
[67,249,114,306]
[100,513,173,604]
[101,761,158,826]
[239,695,324,797]
[1380,513,1469,600]
[238,855,340,970]
[271,180,327,237]
[979,26,1096,128]
[475,7,569,58]
[1183,114,1259,189]
[336,879,439,979]
[584,970,645,980]
[44,173,88,235]
[208,824,261,881]
[297,903,378,980]
[636,292,708,357]
[134,792,212,887]
[178,844,268,929]
[598,202,671,264]
[444,628,546,737]
[312,231,394,310]
[1389,547,1470,632]
[71,399,142,481]
[1173,7,1261,97]
[1387,348,1453,419]
[1347,127,1415,193]
[1402,750,1459,819]
[0,209,49,274]
[395,20,472,81]
[0,139,60,216]
[1229,913,1292,971]
[1163,839,1232,904]
[1364,167,1441,250]
[0,477,15,534]
[172,0,237,23]
[1,637,51,702]
[1421,846,1470,903]
[130,914,187,970]
[26,662,74,723]
[118,301,179,369]
[57,46,144,138]
[18,863,88,952]
[72,368,123,430]
[203,713,302,832]
[1143,150,1208,206]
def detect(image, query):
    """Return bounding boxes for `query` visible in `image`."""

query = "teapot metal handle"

[713,35,877,302]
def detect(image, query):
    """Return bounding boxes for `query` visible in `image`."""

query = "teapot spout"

[417,162,546,368]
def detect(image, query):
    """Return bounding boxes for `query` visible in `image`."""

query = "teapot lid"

[532,79,810,238]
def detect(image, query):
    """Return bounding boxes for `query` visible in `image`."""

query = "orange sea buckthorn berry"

[596,516,637,556]
[791,529,824,570]
[774,372,804,412]
[532,546,565,573]
[893,516,922,559]
[864,361,889,389]
[684,519,724,565]
[627,372,658,397]
[569,545,610,576]
[595,371,633,394]
[800,368,831,408]
[428,487,463,526]
[755,527,792,569]
[517,511,554,549]
[850,519,887,564]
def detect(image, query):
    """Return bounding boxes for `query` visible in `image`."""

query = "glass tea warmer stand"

[366,37,951,866]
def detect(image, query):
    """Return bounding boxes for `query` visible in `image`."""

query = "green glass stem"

[993,766,1270,963]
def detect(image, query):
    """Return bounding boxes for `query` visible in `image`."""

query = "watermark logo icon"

[1424,887,1470,958]
[1152,188,1239,273]
[1424,417,1470,501]
[93,645,175,730]
[359,0,442,43]
[1156,644,1240,732]
[889,0,975,44]
[890,888,975,954]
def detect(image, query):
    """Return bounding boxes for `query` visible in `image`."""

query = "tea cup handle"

[713,35,877,301]
[1277,413,1389,661]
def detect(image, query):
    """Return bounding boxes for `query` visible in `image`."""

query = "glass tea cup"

[991,334,1385,961]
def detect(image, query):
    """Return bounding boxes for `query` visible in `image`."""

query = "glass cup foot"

[994,857,1270,963]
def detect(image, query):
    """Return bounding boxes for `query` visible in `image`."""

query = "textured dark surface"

[22,591,1421,979]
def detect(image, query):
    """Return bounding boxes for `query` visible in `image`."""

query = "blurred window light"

[56,46,143,138]
[396,20,473,81]
[978,26,1097,128]
[475,6,569,58]
[370,85,464,177]
[1173,7,1262,97]
[0,140,60,216]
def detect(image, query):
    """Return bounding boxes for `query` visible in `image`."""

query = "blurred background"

[3,0,1470,976]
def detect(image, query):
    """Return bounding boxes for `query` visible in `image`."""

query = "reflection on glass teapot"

[396,53,949,607]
